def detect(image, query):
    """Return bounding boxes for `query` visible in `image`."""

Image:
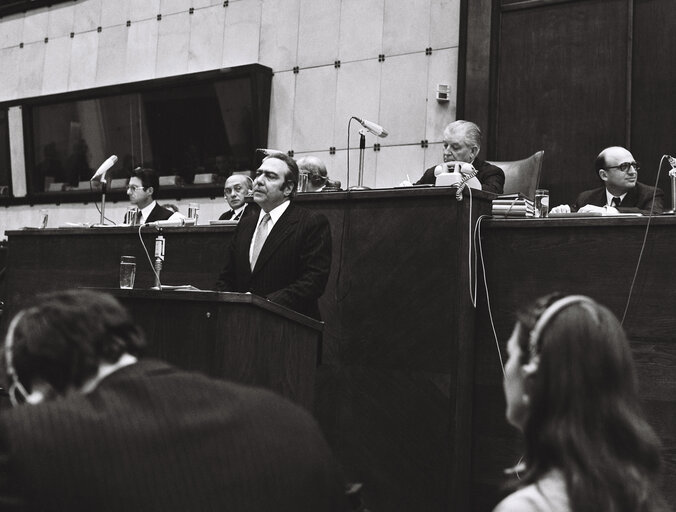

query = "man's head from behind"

[224,174,253,210]
[296,156,328,192]
[4,290,145,404]
[252,153,299,212]
[442,120,481,164]
[595,146,639,195]
[127,167,160,209]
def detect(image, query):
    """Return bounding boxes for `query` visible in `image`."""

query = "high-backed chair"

[490,150,544,198]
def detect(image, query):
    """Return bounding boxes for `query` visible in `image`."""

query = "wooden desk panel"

[4,188,495,512]
[473,217,676,510]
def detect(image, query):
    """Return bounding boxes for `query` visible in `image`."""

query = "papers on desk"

[491,195,534,218]
[155,284,202,291]
[209,220,239,226]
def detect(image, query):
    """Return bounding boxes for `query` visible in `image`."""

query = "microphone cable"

[89,181,117,225]
[620,154,668,325]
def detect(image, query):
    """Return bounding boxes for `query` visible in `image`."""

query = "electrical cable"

[620,155,666,325]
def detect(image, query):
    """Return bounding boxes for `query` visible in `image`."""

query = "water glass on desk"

[119,256,136,289]
[38,209,49,229]
[124,206,139,225]
[534,189,549,218]
[188,203,200,224]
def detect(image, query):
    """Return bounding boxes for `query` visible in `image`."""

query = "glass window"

[24,66,271,200]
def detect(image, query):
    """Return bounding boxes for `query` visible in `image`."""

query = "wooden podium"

[98,289,322,410]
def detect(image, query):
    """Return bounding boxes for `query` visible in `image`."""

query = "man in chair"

[126,167,183,224]
[551,146,664,215]
[404,120,504,194]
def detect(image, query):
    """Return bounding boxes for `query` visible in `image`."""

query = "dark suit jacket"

[573,182,664,214]
[215,202,332,319]
[0,360,347,512]
[144,203,174,223]
[415,158,505,194]
[218,202,260,221]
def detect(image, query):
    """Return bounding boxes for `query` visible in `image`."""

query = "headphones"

[525,295,596,374]
[4,310,44,407]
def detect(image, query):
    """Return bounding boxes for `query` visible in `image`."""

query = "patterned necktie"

[250,213,271,270]
[611,196,621,208]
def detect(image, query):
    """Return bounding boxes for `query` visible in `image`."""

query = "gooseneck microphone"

[90,155,118,181]
[354,117,389,138]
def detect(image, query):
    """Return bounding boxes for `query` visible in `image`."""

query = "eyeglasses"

[606,161,639,173]
[126,185,146,192]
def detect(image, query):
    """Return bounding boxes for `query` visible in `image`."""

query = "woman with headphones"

[494,294,669,512]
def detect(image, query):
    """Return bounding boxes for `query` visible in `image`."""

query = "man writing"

[215,153,332,319]
[551,146,664,215]
[0,289,348,511]
[126,167,182,224]
[218,174,260,221]
[403,120,505,193]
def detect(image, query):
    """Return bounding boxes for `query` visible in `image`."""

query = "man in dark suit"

[218,174,260,221]
[551,146,664,215]
[407,120,505,193]
[126,167,180,224]
[0,289,348,512]
[215,153,332,319]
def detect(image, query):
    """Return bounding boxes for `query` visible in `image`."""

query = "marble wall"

[0,0,460,234]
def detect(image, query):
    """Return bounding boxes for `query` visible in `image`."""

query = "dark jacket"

[0,359,347,512]
[573,182,664,214]
[215,203,332,319]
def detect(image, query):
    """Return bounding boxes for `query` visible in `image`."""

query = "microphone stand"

[99,178,108,225]
[665,168,676,214]
[350,129,371,190]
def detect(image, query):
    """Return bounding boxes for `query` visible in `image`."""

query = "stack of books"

[491,193,534,218]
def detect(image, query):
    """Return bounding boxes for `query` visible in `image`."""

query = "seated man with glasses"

[126,167,183,224]
[219,174,259,221]
[551,146,664,215]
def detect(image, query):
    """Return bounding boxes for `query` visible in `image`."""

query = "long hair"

[513,293,667,512]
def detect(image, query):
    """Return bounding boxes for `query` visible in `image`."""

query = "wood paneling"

[495,0,629,207]
[631,0,676,196]
[4,188,495,512]
[474,217,676,509]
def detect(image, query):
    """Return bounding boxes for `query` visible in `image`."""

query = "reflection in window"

[27,67,271,195]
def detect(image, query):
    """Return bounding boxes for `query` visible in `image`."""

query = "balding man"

[551,146,664,215]
[412,120,504,193]
[219,174,260,221]
[297,156,329,192]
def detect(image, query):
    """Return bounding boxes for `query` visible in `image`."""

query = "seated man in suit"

[0,289,348,512]
[401,120,505,193]
[215,153,332,319]
[297,156,329,192]
[126,167,183,224]
[551,146,664,215]
[219,174,260,221]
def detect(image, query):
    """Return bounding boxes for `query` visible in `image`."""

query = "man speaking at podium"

[215,153,332,319]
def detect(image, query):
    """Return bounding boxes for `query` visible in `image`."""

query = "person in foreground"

[218,174,260,221]
[494,293,669,512]
[215,153,332,319]
[551,146,664,215]
[401,120,504,193]
[0,289,348,512]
